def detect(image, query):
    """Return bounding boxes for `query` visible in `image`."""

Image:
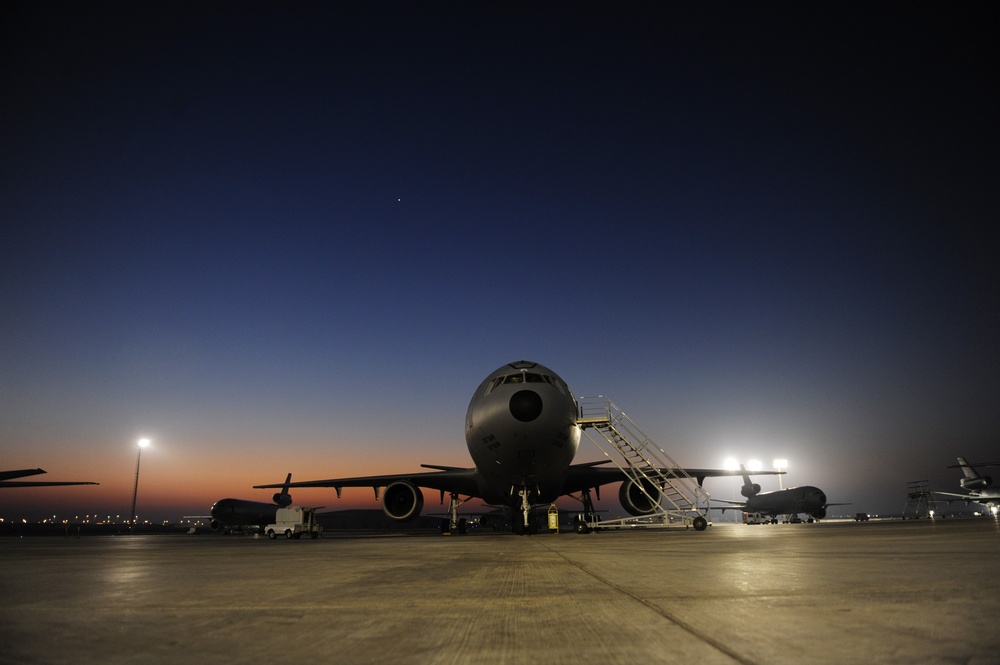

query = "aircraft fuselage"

[746,486,828,519]
[210,498,279,531]
[465,361,581,505]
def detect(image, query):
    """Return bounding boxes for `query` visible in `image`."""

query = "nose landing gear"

[511,486,539,535]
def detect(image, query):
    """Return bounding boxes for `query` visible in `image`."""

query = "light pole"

[774,459,788,490]
[129,438,150,534]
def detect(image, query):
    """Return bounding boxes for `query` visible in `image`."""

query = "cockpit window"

[545,375,567,395]
[484,372,569,395]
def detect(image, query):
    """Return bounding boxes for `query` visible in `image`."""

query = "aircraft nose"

[210,499,232,517]
[509,390,543,422]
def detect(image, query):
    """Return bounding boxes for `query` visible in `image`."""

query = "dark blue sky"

[2,2,997,522]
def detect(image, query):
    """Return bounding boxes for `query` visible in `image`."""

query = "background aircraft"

[713,465,844,522]
[0,468,98,488]
[206,473,294,533]
[935,457,1000,515]
[255,360,774,534]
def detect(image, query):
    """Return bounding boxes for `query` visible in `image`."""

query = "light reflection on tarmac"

[2,518,998,665]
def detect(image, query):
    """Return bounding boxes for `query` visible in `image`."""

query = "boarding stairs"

[576,397,711,530]
[781,498,807,523]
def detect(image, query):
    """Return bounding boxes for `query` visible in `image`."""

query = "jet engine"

[741,483,761,498]
[811,507,827,519]
[619,478,661,516]
[382,480,424,522]
[272,492,292,507]
[961,476,992,490]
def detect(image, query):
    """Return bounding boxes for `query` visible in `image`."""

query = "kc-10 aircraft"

[0,468,98,488]
[935,457,1000,515]
[255,360,772,534]
[205,473,294,532]
[713,464,846,522]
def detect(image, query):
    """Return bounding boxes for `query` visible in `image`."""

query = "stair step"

[579,396,711,525]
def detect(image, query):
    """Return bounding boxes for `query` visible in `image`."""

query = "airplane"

[712,464,845,523]
[0,468,98,488]
[935,457,1000,515]
[254,360,777,534]
[206,473,294,533]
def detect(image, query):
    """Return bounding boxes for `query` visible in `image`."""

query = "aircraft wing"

[0,468,98,487]
[933,491,984,503]
[709,498,748,506]
[0,468,48,482]
[560,464,779,496]
[254,466,481,498]
[1,481,100,487]
[255,465,780,501]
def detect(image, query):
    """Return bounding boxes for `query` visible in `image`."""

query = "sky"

[2,2,997,523]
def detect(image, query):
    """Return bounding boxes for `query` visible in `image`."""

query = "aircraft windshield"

[485,372,567,395]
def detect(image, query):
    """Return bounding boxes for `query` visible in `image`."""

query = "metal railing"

[576,396,710,528]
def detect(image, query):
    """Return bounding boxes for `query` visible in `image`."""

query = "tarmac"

[2,517,998,665]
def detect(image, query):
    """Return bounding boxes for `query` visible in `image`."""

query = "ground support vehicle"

[265,506,322,540]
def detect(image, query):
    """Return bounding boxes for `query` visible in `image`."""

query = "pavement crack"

[533,540,758,665]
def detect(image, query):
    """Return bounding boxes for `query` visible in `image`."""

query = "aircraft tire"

[693,516,708,531]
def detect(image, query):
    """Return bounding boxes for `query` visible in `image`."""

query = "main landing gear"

[442,492,469,535]
[573,488,598,534]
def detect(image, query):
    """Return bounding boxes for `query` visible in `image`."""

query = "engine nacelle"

[961,476,991,491]
[272,493,292,507]
[210,520,221,531]
[741,483,761,498]
[619,478,661,516]
[382,481,424,522]
[811,507,827,519]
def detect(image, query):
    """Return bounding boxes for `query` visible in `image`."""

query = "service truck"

[743,511,776,525]
[265,506,322,539]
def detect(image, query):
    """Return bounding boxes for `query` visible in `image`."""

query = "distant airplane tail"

[739,465,761,499]
[272,473,293,506]
[957,457,979,480]
[950,457,994,491]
